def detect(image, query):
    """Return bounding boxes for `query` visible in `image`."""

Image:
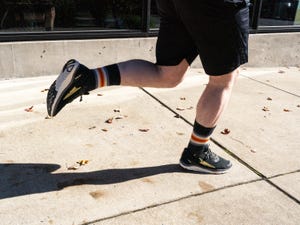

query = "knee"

[158,63,188,88]
[208,69,239,90]
[159,70,184,88]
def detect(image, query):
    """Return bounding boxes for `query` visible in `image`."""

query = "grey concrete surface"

[1,32,300,78]
[98,181,300,225]
[271,172,300,201]
[0,68,299,225]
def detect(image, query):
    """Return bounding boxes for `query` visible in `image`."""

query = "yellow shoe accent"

[63,86,81,100]
[199,159,215,169]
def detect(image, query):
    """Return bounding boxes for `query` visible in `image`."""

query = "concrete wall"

[0,32,299,79]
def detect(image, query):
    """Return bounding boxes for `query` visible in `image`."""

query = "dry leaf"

[114,115,127,120]
[45,116,52,119]
[139,128,150,132]
[250,149,257,153]
[283,109,291,112]
[176,132,185,136]
[67,165,80,170]
[77,160,89,166]
[186,106,193,110]
[180,97,186,100]
[174,114,181,118]
[101,128,108,132]
[105,118,113,124]
[221,128,230,135]
[267,97,272,101]
[25,106,34,112]
[278,70,285,74]
[41,88,49,92]
[97,93,103,96]
[297,105,300,108]
[262,106,270,112]
[176,107,185,111]
[89,126,96,130]
[114,109,120,113]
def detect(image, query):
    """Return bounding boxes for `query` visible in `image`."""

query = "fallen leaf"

[283,109,291,112]
[176,132,185,136]
[267,97,272,101]
[250,149,257,153]
[297,105,300,108]
[97,93,103,96]
[101,128,108,132]
[89,126,96,130]
[139,128,150,132]
[105,118,113,124]
[180,97,186,100]
[174,114,180,118]
[176,106,193,111]
[114,109,120,113]
[262,106,270,112]
[221,128,230,135]
[25,106,34,112]
[114,115,127,120]
[45,116,52,119]
[278,70,285,74]
[176,107,185,111]
[67,165,80,170]
[77,160,89,166]
[41,88,49,92]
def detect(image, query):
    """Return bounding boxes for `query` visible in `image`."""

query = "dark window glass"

[0,0,143,32]
[259,0,300,26]
[150,0,159,29]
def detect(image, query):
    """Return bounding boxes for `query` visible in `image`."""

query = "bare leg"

[196,69,239,127]
[118,59,189,88]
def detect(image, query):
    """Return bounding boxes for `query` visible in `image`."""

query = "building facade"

[0,0,299,42]
[0,0,299,78]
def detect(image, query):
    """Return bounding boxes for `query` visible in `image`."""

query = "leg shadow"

[0,163,191,199]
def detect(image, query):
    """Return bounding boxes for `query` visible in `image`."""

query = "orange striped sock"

[93,64,121,88]
[94,68,109,88]
[188,121,215,149]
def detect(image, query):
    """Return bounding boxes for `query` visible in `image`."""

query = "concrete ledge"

[0,32,299,78]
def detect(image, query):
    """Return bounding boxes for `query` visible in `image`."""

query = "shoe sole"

[179,160,230,174]
[48,60,80,117]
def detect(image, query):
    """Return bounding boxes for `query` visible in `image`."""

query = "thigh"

[155,0,198,66]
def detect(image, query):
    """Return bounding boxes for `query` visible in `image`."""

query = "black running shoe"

[179,145,232,174]
[47,59,89,117]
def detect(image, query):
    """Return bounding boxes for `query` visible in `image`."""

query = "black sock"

[78,63,121,92]
[188,121,216,150]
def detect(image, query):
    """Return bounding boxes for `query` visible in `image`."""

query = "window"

[259,0,300,26]
[0,0,300,41]
[0,0,143,32]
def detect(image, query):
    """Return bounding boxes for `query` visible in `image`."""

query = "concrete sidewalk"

[0,67,299,225]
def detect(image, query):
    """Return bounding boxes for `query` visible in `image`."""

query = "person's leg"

[118,59,189,88]
[46,58,189,117]
[196,68,239,128]
[180,70,238,174]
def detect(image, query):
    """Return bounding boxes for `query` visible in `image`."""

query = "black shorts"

[156,0,249,75]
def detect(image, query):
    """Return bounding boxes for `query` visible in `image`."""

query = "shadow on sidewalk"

[0,163,197,199]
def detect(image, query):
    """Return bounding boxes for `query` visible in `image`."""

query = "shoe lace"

[202,145,219,162]
[79,91,90,102]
